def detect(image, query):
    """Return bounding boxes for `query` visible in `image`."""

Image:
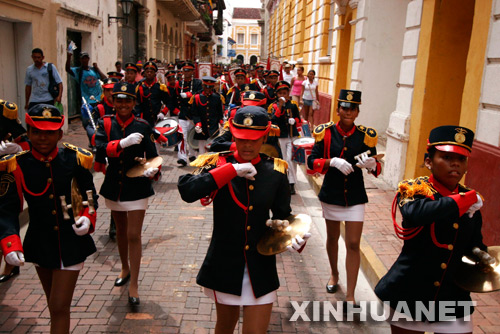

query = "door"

[122,6,138,63]
[66,31,82,118]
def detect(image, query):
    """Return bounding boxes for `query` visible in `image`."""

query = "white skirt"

[203,265,277,306]
[105,197,149,211]
[389,307,473,333]
[321,202,365,221]
[35,261,84,271]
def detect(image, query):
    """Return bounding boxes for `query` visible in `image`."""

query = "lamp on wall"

[108,0,134,26]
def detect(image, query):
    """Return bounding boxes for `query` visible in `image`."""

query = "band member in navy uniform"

[269,81,301,194]
[178,106,310,333]
[375,126,489,334]
[226,68,258,107]
[93,77,119,120]
[0,104,98,333]
[307,89,381,307]
[177,62,202,167]
[191,76,224,155]
[124,62,139,85]
[95,82,160,306]
[262,70,279,109]
[157,70,180,119]
[135,61,169,127]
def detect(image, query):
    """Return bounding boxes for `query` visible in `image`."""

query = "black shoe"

[189,156,196,162]
[342,301,361,313]
[177,159,187,167]
[174,146,179,152]
[114,273,130,286]
[290,184,296,195]
[0,266,19,283]
[128,294,140,306]
[326,283,338,294]
[108,218,116,240]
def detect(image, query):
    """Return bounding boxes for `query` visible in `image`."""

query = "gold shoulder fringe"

[269,124,280,137]
[291,100,299,107]
[274,158,288,174]
[2,102,18,120]
[221,94,226,105]
[0,154,18,172]
[160,83,168,92]
[397,176,436,205]
[223,120,230,129]
[227,87,234,94]
[357,125,378,148]
[63,143,94,170]
[267,103,274,115]
[188,94,196,105]
[190,153,220,167]
[312,122,334,142]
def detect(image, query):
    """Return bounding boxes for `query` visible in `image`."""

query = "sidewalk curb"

[300,165,388,288]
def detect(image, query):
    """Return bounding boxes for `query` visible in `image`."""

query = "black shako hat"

[338,89,362,109]
[112,82,136,99]
[427,125,474,157]
[229,106,271,140]
[25,104,64,131]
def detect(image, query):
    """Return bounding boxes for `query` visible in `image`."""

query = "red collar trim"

[234,151,261,165]
[116,114,134,128]
[429,175,459,195]
[32,147,58,162]
[335,122,356,137]
[104,97,113,107]
[143,78,157,88]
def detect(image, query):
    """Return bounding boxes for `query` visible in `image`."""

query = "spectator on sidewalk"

[178,106,310,334]
[375,125,489,334]
[282,63,294,84]
[290,66,305,103]
[115,61,126,77]
[0,104,98,333]
[94,82,160,307]
[24,48,63,110]
[300,69,319,128]
[307,89,381,309]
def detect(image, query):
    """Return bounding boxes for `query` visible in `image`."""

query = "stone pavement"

[0,119,498,333]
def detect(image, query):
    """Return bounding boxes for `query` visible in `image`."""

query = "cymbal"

[455,246,500,293]
[126,156,163,178]
[257,214,312,255]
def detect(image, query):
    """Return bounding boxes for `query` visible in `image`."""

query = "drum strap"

[97,104,105,118]
[324,128,332,159]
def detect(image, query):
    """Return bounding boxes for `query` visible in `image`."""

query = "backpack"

[47,63,60,99]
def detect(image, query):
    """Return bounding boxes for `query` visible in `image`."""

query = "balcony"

[157,0,200,21]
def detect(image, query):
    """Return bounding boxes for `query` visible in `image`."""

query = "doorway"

[66,30,83,119]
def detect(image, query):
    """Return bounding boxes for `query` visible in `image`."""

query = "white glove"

[143,167,159,178]
[0,141,22,155]
[5,251,24,266]
[195,126,203,134]
[180,92,187,98]
[287,233,312,252]
[330,157,354,175]
[288,118,296,125]
[266,219,290,231]
[72,216,91,236]
[233,162,257,180]
[120,132,143,148]
[157,113,165,121]
[466,194,483,218]
[472,247,496,265]
[355,152,377,171]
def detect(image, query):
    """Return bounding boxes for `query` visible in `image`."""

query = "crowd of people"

[0,46,493,334]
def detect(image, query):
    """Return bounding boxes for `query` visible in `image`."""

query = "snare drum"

[155,118,181,147]
[292,137,315,164]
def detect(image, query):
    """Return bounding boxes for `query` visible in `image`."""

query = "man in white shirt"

[282,64,294,84]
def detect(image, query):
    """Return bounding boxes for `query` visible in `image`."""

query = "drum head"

[187,128,199,150]
[293,137,315,146]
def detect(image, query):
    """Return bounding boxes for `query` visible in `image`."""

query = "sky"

[228,0,261,9]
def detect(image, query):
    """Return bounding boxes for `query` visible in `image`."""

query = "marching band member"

[176,62,202,167]
[307,89,381,308]
[178,106,309,334]
[375,125,490,334]
[94,82,160,306]
[190,76,224,155]
[124,62,139,85]
[226,69,258,107]
[135,61,169,127]
[0,104,98,333]
[269,81,301,194]
[261,70,279,109]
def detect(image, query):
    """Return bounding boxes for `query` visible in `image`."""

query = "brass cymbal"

[455,246,500,293]
[257,214,312,256]
[126,156,163,178]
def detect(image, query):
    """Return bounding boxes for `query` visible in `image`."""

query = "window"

[237,33,245,44]
[251,34,258,45]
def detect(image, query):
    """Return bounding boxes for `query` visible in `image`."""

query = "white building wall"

[383,0,422,188]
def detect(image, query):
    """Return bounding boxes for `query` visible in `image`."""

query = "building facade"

[232,8,262,65]
[264,0,500,245]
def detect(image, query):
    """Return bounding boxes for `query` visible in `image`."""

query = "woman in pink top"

[290,66,305,103]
